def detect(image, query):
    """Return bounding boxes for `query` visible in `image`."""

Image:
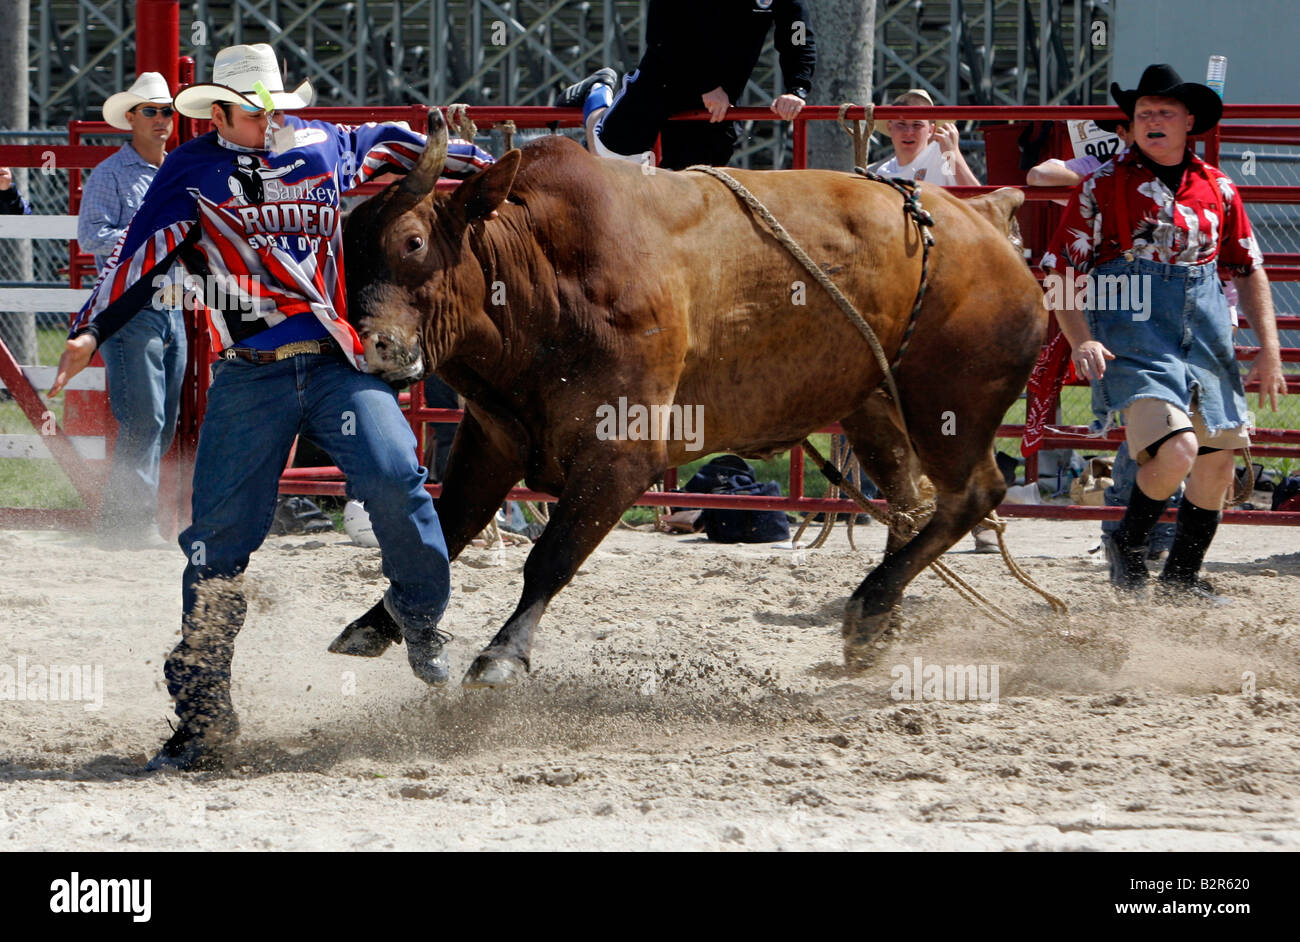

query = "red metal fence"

[1,100,1298,528]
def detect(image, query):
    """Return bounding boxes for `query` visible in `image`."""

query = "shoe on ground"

[971,524,1000,553]
[328,597,403,656]
[95,528,170,551]
[557,67,617,108]
[1104,537,1149,591]
[145,713,240,772]
[406,629,454,686]
[1155,576,1232,606]
[271,496,335,535]
[379,592,453,686]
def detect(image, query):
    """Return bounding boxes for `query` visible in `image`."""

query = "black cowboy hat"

[1094,118,1128,133]
[1110,63,1222,136]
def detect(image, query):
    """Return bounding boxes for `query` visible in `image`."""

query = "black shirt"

[641,0,817,100]
[1137,146,1189,194]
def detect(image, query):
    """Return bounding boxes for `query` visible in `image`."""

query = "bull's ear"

[449,149,521,224]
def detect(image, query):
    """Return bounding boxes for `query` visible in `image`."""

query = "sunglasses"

[133,106,175,118]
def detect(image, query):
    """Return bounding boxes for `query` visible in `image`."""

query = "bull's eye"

[403,235,425,257]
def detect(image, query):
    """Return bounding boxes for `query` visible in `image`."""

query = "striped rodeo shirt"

[69,116,493,367]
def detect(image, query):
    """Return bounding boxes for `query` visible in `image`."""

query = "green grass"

[0,398,65,433]
[0,399,82,509]
[0,458,83,509]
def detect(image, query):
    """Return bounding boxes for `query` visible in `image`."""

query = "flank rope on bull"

[801,438,1069,625]
[687,163,1068,624]
[686,164,922,413]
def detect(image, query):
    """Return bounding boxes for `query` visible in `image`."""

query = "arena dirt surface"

[2,514,1298,851]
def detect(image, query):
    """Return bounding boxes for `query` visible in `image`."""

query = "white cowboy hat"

[173,43,314,119]
[102,72,174,130]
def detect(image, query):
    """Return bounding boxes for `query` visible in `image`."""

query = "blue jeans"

[167,352,450,722]
[98,305,186,534]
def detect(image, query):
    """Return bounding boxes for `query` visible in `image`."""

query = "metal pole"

[471,1,483,101]
[984,0,992,103]
[0,0,33,365]
[356,0,369,103]
[949,0,959,104]
[431,0,444,104]
[603,0,614,69]
[505,0,516,105]
[1016,0,1025,104]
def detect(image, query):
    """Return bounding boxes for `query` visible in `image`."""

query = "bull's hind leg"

[463,447,661,687]
[839,392,932,554]
[840,451,1006,667]
[836,276,1040,667]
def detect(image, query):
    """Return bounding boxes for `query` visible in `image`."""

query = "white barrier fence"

[0,213,106,463]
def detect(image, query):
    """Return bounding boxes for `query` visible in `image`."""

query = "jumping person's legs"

[562,67,662,166]
[658,117,739,170]
[558,67,621,154]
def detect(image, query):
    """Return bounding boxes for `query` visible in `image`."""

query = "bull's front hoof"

[462,653,528,689]
[328,599,403,657]
[841,597,895,671]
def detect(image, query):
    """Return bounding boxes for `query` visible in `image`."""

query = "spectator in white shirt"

[869,88,979,187]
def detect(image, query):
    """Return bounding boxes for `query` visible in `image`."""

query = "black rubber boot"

[1106,485,1168,591]
[1104,536,1150,591]
[1157,500,1230,604]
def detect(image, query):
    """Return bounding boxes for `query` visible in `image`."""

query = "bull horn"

[400,108,449,202]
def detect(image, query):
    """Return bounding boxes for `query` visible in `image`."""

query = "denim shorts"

[1086,257,1248,435]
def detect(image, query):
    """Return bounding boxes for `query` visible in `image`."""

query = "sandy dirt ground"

[2,512,1298,851]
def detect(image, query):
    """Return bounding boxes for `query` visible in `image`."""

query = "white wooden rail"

[0,213,107,462]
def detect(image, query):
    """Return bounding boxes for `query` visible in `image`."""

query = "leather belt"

[221,337,339,364]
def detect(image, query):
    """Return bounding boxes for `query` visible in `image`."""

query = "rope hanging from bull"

[837,102,874,170]
[685,164,1068,623]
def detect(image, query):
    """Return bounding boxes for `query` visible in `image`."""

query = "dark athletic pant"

[596,68,740,170]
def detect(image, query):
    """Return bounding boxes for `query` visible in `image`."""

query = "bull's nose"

[367,332,414,367]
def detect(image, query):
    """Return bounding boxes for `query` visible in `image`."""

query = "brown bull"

[332,108,1046,687]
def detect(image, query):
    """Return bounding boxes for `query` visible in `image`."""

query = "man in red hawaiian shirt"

[1042,64,1287,599]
